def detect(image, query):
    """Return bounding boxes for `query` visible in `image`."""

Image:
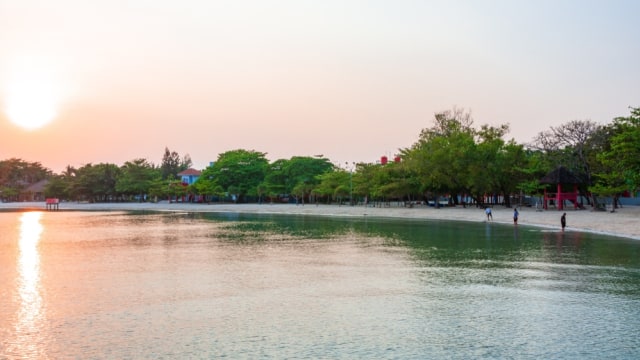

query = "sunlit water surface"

[1,210,639,359]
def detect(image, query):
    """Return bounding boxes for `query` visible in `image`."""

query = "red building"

[540,166,583,210]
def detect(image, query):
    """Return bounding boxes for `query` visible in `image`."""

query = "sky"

[1,0,639,173]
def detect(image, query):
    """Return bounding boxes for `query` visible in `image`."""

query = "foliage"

[0,158,51,201]
[531,120,603,198]
[71,163,121,202]
[3,106,640,208]
[315,170,350,203]
[262,159,289,198]
[44,175,69,199]
[116,158,160,200]
[160,147,192,180]
[196,149,268,202]
[515,150,548,195]
[402,108,515,205]
[262,156,333,203]
[593,107,640,201]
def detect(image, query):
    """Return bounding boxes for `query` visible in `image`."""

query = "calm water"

[1,210,639,359]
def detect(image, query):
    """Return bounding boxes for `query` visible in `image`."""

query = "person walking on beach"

[561,212,566,231]
[485,207,493,221]
[513,208,519,225]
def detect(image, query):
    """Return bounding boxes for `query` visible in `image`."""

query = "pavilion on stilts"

[539,166,584,210]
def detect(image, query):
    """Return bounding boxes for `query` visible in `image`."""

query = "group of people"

[485,207,567,231]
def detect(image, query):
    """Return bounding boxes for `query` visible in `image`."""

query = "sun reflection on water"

[12,211,46,357]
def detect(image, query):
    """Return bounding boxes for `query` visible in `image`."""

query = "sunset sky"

[1,0,639,172]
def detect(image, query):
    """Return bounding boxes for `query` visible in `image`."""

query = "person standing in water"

[561,212,567,231]
[485,207,493,221]
[513,208,519,225]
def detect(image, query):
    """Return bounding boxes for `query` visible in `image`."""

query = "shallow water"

[1,210,639,359]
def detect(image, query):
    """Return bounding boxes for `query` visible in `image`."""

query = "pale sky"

[1,0,638,172]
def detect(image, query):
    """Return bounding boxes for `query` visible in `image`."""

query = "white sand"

[2,201,639,240]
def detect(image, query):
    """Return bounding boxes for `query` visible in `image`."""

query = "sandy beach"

[1,201,639,240]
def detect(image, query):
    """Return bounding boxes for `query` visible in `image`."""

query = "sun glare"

[6,84,59,130]
[3,58,65,130]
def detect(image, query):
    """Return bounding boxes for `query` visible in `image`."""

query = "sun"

[6,83,59,130]
[3,58,64,130]
[5,77,60,131]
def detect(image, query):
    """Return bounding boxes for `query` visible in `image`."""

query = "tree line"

[1,107,638,208]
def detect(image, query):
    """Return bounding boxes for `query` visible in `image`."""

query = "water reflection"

[1,210,639,358]
[13,212,45,357]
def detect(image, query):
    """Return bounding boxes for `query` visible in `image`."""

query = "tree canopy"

[3,106,639,208]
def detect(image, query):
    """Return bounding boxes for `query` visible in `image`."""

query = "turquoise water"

[1,210,639,359]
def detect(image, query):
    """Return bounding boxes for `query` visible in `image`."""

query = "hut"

[18,179,49,201]
[539,166,583,210]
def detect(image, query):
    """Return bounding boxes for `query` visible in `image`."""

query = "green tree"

[402,108,521,207]
[516,150,549,201]
[608,107,640,190]
[0,158,51,201]
[262,159,289,200]
[315,170,349,204]
[44,175,68,199]
[593,107,640,207]
[200,149,268,202]
[166,180,188,202]
[351,163,380,205]
[147,178,168,202]
[402,108,478,204]
[268,156,334,203]
[160,147,192,180]
[373,161,420,206]
[470,125,528,208]
[260,156,334,203]
[72,163,121,202]
[116,158,160,201]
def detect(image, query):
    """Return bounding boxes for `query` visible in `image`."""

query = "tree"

[262,159,289,200]
[0,158,52,201]
[593,107,640,208]
[265,156,334,203]
[44,175,69,199]
[43,165,76,200]
[471,125,528,208]
[199,149,268,202]
[166,180,188,202]
[515,150,548,205]
[402,108,478,203]
[160,147,192,180]
[147,178,167,202]
[116,158,160,201]
[531,119,603,206]
[315,169,349,204]
[607,107,640,190]
[286,157,332,185]
[69,163,121,202]
[401,108,524,207]
[374,161,420,205]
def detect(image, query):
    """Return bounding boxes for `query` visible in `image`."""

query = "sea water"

[1,210,639,359]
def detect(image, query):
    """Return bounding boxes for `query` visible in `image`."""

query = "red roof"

[177,168,201,176]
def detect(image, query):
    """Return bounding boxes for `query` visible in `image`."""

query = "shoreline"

[2,201,639,241]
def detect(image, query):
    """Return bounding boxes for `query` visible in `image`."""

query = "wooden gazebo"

[540,166,582,210]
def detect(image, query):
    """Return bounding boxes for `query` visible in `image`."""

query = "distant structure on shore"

[178,168,202,185]
[379,155,401,165]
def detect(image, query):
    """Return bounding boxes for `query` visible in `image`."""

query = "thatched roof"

[539,166,582,184]
[24,179,49,192]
